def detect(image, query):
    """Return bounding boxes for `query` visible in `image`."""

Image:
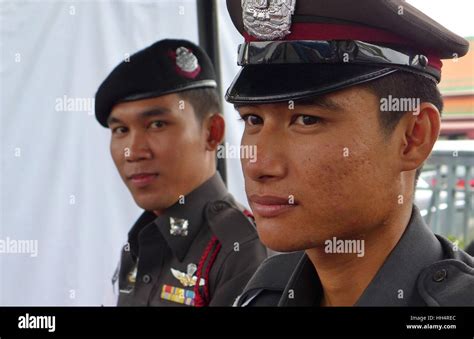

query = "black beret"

[95,39,217,127]
[225,0,470,104]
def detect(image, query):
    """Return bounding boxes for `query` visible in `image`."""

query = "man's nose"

[243,125,287,183]
[126,131,153,162]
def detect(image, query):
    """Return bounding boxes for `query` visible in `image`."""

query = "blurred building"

[438,36,474,139]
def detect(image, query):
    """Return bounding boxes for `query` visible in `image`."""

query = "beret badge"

[172,46,201,79]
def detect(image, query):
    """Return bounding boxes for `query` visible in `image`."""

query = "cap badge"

[174,46,201,79]
[169,216,189,236]
[242,0,296,40]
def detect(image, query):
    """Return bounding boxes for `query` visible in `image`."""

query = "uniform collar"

[354,205,444,306]
[278,205,443,306]
[128,173,228,261]
[279,254,322,306]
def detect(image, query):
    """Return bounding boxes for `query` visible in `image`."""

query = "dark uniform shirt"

[113,173,268,306]
[235,205,474,306]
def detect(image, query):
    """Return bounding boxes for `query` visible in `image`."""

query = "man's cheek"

[301,153,343,188]
[110,145,122,168]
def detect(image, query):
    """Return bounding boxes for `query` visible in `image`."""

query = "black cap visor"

[225,63,398,104]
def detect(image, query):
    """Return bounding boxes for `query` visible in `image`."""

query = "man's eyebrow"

[107,107,172,126]
[139,107,172,119]
[233,103,252,111]
[233,96,343,112]
[294,96,343,111]
[107,116,123,126]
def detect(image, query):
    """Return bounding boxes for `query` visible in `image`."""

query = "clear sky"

[408,0,474,37]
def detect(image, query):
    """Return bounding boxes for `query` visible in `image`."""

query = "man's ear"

[399,102,440,172]
[205,113,225,151]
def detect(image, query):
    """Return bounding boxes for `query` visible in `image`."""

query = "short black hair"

[179,87,221,123]
[362,71,443,185]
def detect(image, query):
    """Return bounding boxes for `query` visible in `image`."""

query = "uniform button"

[142,274,152,284]
[433,269,447,282]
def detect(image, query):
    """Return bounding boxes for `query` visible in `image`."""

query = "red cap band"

[244,23,442,70]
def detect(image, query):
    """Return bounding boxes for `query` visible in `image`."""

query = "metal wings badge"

[171,263,205,287]
[242,0,296,40]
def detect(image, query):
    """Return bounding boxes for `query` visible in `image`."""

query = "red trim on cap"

[245,23,407,44]
[244,23,442,70]
[430,58,443,71]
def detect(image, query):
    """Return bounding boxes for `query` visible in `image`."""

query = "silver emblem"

[242,0,296,40]
[119,261,138,294]
[169,217,189,236]
[171,263,205,287]
[175,47,199,73]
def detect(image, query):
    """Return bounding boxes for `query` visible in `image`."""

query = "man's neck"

[305,204,413,307]
[152,169,217,217]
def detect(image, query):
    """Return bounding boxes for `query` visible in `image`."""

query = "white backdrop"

[0,0,245,306]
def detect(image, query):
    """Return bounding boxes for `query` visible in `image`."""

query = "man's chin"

[258,230,313,253]
[256,221,327,253]
[131,194,169,212]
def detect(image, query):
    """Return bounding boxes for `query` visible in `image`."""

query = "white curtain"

[0,0,246,305]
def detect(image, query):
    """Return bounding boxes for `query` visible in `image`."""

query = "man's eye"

[293,115,322,126]
[112,126,128,134]
[240,114,263,126]
[150,121,166,128]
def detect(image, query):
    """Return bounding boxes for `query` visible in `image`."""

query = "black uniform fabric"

[113,173,268,306]
[234,205,474,306]
[465,241,474,256]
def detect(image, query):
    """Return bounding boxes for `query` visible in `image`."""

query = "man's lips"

[248,194,298,218]
[127,172,159,187]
